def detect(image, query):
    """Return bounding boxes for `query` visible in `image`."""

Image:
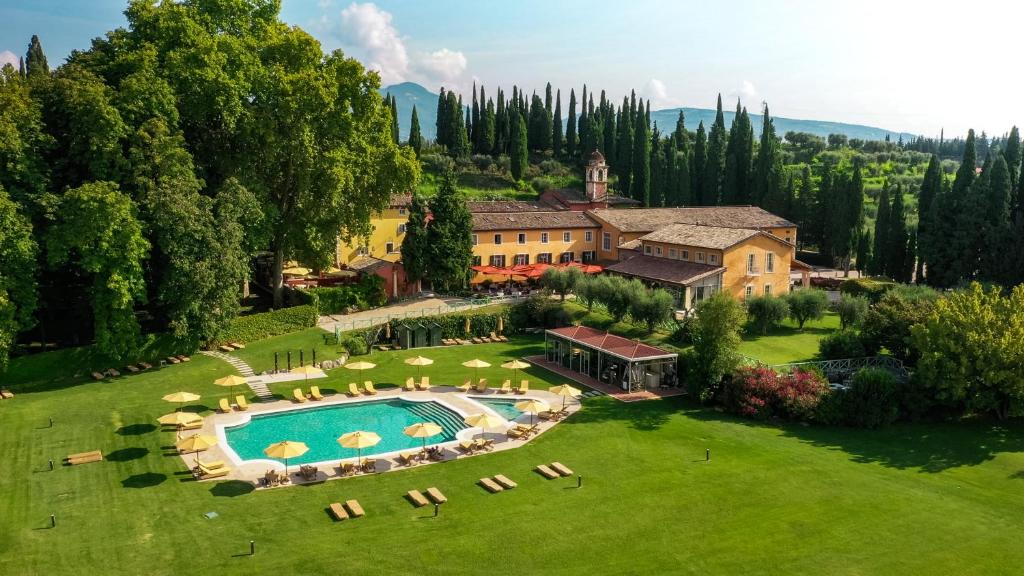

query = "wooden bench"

[64,450,103,466]
[426,487,447,504]
[406,490,429,507]
[479,477,504,493]
[329,502,349,520]
[344,499,365,517]
[551,462,574,476]
[494,474,517,489]
[535,464,559,479]
[0,390,14,400]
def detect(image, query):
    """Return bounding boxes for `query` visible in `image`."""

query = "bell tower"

[585,149,608,203]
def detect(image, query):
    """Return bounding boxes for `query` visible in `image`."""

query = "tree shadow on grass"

[561,395,683,432]
[122,472,167,488]
[107,447,149,462]
[1009,470,1024,480]
[116,423,157,436]
[683,408,1024,473]
[210,480,255,497]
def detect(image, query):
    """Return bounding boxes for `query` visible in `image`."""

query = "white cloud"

[339,2,409,84]
[0,50,18,71]
[729,80,759,105]
[418,48,467,85]
[641,78,682,110]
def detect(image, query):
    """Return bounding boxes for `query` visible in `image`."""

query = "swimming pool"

[224,399,469,465]
[472,397,523,420]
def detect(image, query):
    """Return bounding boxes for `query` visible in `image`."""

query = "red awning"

[559,261,604,274]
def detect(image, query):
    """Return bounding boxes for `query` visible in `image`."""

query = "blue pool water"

[225,399,467,465]
[472,397,523,420]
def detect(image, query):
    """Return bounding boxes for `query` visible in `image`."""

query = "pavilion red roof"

[546,326,677,360]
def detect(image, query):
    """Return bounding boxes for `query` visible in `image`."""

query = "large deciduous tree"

[689,292,747,401]
[0,186,37,371]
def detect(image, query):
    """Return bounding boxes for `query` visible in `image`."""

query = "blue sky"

[1,0,1021,136]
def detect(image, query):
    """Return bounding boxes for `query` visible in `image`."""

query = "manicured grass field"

[738,312,841,364]
[2,335,1023,575]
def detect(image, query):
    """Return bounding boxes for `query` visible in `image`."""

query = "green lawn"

[739,312,841,364]
[2,336,1023,574]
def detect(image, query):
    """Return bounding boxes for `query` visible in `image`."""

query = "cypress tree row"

[511,113,528,180]
[552,89,563,158]
[565,89,577,159]
[408,105,422,157]
[722,101,753,204]
[917,154,942,282]
[631,99,651,206]
[692,122,707,204]
[885,185,910,281]
[870,184,890,276]
[704,94,727,205]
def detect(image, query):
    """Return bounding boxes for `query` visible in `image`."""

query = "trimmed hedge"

[839,277,898,302]
[305,275,387,315]
[348,305,515,346]
[214,305,319,346]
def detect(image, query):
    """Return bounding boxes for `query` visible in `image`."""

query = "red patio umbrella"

[560,261,603,274]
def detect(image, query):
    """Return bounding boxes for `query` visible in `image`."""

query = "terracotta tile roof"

[604,255,725,286]
[547,188,640,206]
[471,210,600,231]
[348,255,390,273]
[589,206,795,232]
[638,223,762,250]
[388,193,413,208]
[467,200,553,213]
[546,325,677,360]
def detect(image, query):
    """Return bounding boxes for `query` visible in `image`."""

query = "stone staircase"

[199,351,273,401]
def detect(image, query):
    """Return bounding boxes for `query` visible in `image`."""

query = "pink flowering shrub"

[724,366,830,421]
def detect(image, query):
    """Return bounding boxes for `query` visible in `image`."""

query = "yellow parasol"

[213,374,248,400]
[497,315,504,334]
[344,361,377,383]
[548,384,583,411]
[291,364,324,383]
[157,412,202,427]
[403,355,434,379]
[462,358,491,382]
[176,433,217,465]
[463,412,506,440]
[282,266,311,276]
[263,441,309,477]
[162,391,200,411]
[402,422,442,451]
[337,431,381,468]
[500,359,530,384]
[515,398,551,427]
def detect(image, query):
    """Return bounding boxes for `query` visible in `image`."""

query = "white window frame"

[655,246,662,256]
[585,230,593,242]
[764,284,772,295]
[517,233,526,245]
[766,252,775,273]
[471,234,478,246]
[602,233,611,251]
[541,232,549,244]
[537,253,552,264]
[489,254,506,267]
[563,231,571,243]
[748,253,757,273]
[696,252,705,263]
[682,250,689,261]
[560,252,574,263]
[644,245,652,255]
[385,242,395,254]
[397,224,407,234]
[744,285,753,298]
[669,248,677,259]
[399,207,407,216]
[709,253,718,265]
[514,253,529,266]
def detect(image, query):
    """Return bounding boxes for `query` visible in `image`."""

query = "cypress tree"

[650,128,664,207]
[616,97,633,194]
[631,100,651,206]
[980,155,1012,281]
[917,155,941,282]
[692,122,707,204]
[482,97,496,153]
[566,89,577,159]
[904,229,917,283]
[1004,126,1021,191]
[704,94,727,205]
[389,95,400,144]
[673,110,688,152]
[870,183,890,276]
[551,90,563,158]
[885,185,909,281]
[675,146,691,206]
[578,85,588,154]
[470,82,480,152]
[582,114,601,160]
[494,89,507,154]
[663,135,677,206]
[843,161,866,274]
[400,191,430,289]
[754,105,784,213]
[408,105,422,157]
[944,130,981,283]
[783,170,796,221]
[511,113,528,180]
[542,85,553,151]
[856,229,872,273]
[603,102,616,167]
[448,92,469,157]
[25,35,48,78]
[722,102,753,204]
[426,170,474,292]
[795,165,814,249]
[18,56,24,77]
[436,88,449,149]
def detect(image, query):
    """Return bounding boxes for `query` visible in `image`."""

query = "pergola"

[544,326,679,393]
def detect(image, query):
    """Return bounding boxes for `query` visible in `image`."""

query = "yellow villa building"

[335,194,412,266]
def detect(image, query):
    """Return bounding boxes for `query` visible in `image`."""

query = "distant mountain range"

[382,82,915,144]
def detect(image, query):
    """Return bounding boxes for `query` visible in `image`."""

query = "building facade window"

[472,234,478,246]
[655,246,662,256]
[560,252,574,263]
[696,252,705,263]
[585,230,593,242]
[541,232,549,244]
[494,234,502,245]
[398,207,406,216]
[472,255,482,266]
[766,252,775,273]
[537,252,552,264]
[489,255,506,267]
[581,250,596,263]
[397,224,406,234]
[764,284,772,295]
[514,253,529,266]
[563,231,571,243]
[709,254,718,265]
[669,248,677,259]
[747,253,757,273]
[602,232,611,251]
[644,245,652,255]
[385,242,394,253]
[517,233,526,244]
[682,250,689,261]
[744,285,753,298]
[785,235,792,244]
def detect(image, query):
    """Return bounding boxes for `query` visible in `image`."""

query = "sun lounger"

[178,421,202,431]
[361,459,377,473]
[125,365,139,373]
[458,380,472,392]
[471,337,483,344]
[0,389,13,399]
[91,372,106,381]
[416,376,430,391]
[474,379,488,393]
[106,369,120,377]
[398,451,419,466]
[458,441,476,454]
[479,477,504,493]
[348,382,363,397]
[480,336,492,343]
[219,345,234,353]
[426,487,447,504]
[406,490,429,507]
[344,499,365,517]
[535,464,559,479]
[364,381,377,395]
[236,395,249,410]
[516,380,529,394]
[199,460,226,470]
[490,331,509,342]
[197,463,231,478]
[499,380,511,394]
[404,377,416,391]
[166,356,180,364]
[506,427,526,439]
[309,386,324,400]
[229,342,245,349]
[177,355,190,362]
[64,450,103,465]
[219,398,233,412]
[292,388,308,403]
[138,362,153,370]
[551,462,574,476]
[329,502,349,520]
[494,474,517,489]
[337,462,355,476]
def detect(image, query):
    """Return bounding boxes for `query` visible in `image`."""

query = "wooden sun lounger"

[166,356,180,364]
[105,369,120,377]
[138,362,153,370]
[494,474,517,489]
[506,427,526,439]
[65,450,103,465]
[404,377,416,391]
[517,380,529,394]
[344,499,365,517]
[91,372,106,381]
[229,342,245,349]
[219,398,233,413]
[406,490,429,507]
[309,386,324,400]
[219,345,234,353]
[535,464,559,479]
[199,460,225,470]
[458,380,472,392]
[479,477,504,493]
[398,451,419,466]
[348,383,363,397]
[125,365,139,373]
[292,388,308,403]
[179,421,202,431]
[551,462,574,476]
[236,395,249,410]
[416,377,430,391]
[474,379,488,393]
[458,441,476,454]
[0,389,13,399]
[471,337,483,344]
[197,463,231,478]
[364,381,377,395]
[426,487,448,504]
[177,355,191,362]
[499,380,511,394]
[329,502,349,520]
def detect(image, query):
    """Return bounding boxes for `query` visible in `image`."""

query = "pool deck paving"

[177,385,580,487]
